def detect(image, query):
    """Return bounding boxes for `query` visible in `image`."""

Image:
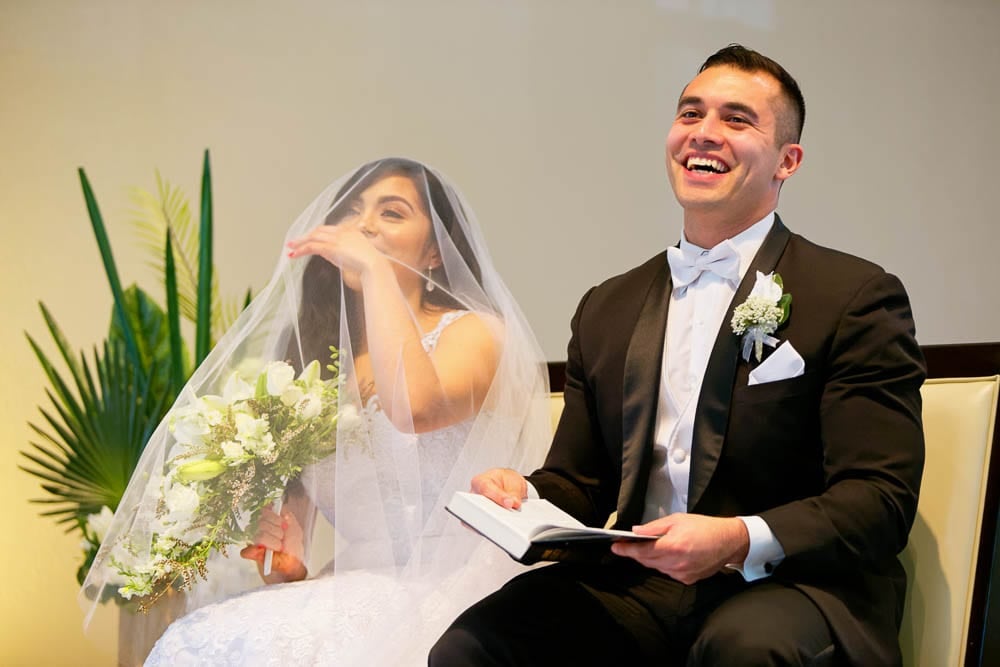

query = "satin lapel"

[617,257,671,526]
[686,217,791,512]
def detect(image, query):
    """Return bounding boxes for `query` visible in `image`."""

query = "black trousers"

[428,560,839,667]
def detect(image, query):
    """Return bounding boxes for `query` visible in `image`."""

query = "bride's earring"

[425,266,435,292]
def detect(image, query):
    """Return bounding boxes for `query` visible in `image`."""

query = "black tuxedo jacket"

[529,217,926,666]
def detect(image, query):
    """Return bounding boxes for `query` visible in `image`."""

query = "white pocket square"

[748,341,805,386]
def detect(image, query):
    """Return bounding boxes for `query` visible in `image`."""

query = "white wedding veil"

[79,157,552,663]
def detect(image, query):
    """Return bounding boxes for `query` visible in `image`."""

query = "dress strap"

[421,310,470,352]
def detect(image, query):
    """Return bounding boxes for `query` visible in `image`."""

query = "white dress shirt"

[645,211,784,581]
[527,213,785,581]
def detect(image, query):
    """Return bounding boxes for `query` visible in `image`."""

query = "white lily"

[297,359,322,387]
[222,371,254,403]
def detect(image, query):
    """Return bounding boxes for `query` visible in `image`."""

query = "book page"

[533,525,656,542]
[509,497,588,535]
[446,492,658,563]
[450,492,586,540]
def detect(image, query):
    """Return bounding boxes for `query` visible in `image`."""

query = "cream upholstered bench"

[900,375,999,666]
[545,365,1000,667]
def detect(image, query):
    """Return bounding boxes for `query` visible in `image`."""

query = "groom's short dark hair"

[699,44,806,146]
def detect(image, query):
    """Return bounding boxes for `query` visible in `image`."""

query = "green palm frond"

[129,172,197,308]
[196,149,213,363]
[128,166,245,344]
[165,229,184,394]
[21,313,167,527]
[109,284,188,404]
[80,169,142,371]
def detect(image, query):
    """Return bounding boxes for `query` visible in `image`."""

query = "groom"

[430,44,925,666]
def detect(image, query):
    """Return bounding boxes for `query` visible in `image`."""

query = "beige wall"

[2,1,999,663]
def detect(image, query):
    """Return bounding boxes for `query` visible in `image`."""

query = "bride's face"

[337,174,440,294]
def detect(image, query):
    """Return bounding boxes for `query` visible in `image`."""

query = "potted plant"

[19,150,249,664]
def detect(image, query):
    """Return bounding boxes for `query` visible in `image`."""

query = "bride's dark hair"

[294,158,485,375]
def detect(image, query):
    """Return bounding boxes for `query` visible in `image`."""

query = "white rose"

[233,357,265,382]
[235,412,269,443]
[169,404,210,446]
[197,395,227,421]
[280,384,305,407]
[164,482,200,521]
[297,393,323,420]
[169,397,224,446]
[337,404,363,432]
[221,440,246,460]
[234,412,276,456]
[255,432,277,457]
[264,361,296,397]
[86,506,115,544]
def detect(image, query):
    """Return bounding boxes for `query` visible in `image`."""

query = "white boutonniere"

[731,271,792,362]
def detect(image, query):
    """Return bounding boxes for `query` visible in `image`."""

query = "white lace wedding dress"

[145,311,506,666]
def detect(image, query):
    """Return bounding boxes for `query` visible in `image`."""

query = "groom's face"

[665,65,801,229]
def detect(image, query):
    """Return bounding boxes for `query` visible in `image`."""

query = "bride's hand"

[240,506,308,584]
[286,224,387,278]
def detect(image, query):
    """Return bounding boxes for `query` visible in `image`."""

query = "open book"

[446,491,657,565]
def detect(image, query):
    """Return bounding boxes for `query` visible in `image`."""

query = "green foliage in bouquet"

[19,150,251,589]
[111,357,342,609]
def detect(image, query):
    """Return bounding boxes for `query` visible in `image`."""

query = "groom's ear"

[775,143,804,182]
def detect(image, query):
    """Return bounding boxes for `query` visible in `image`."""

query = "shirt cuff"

[726,515,785,582]
[524,481,540,500]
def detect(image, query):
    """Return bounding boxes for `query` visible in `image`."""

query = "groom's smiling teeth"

[686,156,730,174]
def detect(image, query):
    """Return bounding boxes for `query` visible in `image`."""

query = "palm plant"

[128,170,248,344]
[19,150,249,587]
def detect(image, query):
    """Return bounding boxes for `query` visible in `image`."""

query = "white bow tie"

[667,241,741,292]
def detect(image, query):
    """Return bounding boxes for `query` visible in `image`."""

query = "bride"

[79,158,552,665]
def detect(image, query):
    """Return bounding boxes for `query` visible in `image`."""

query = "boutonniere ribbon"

[731,271,792,362]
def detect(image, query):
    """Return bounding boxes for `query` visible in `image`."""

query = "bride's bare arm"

[360,266,500,432]
[288,225,499,433]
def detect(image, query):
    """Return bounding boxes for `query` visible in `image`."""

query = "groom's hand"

[470,468,528,510]
[610,513,750,585]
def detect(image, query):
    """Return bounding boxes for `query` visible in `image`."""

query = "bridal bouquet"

[109,354,342,609]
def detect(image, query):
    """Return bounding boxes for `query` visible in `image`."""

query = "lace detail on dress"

[145,571,400,667]
[358,309,469,417]
[421,309,469,353]
[146,310,479,666]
